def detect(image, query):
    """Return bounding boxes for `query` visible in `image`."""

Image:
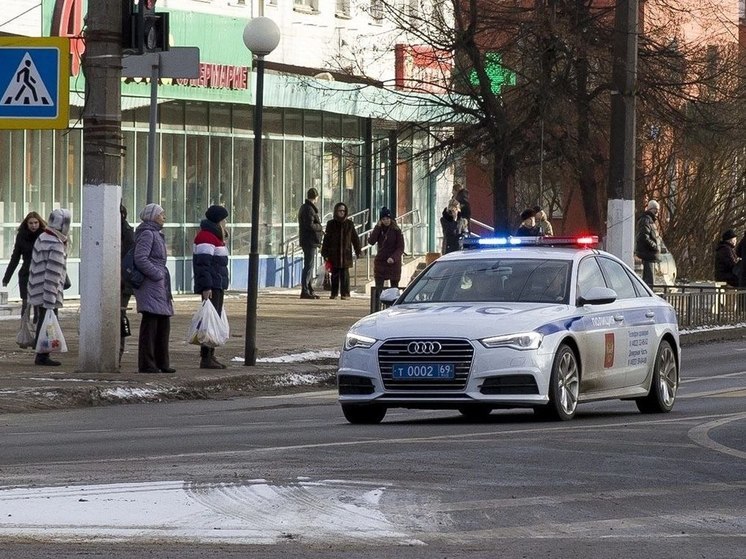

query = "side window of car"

[577,257,606,300]
[597,257,637,299]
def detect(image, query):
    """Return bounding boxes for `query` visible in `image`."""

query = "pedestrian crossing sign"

[0,37,69,129]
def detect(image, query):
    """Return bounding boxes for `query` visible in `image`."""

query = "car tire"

[458,405,492,421]
[635,339,677,414]
[341,404,387,424]
[536,343,580,421]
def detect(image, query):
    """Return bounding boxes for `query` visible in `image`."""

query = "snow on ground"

[0,479,423,545]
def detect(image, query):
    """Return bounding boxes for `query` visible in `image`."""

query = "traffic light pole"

[79,0,124,373]
[146,60,159,203]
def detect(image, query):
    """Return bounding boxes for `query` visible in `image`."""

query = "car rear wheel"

[537,344,579,421]
[458,405,492,421]
[635,339,677,413]
[341,404,387,424]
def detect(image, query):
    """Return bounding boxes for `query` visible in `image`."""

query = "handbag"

[187,300,229,347]
[121,313,131,338]
[16,306,36,349]
[35,310,68,354]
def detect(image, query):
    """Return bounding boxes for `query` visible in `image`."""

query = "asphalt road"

[0,340,744,559]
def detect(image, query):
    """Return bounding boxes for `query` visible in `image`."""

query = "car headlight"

[344,333,377,351]
[479,332,543,350]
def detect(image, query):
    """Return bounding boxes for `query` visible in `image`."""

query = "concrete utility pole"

[606,0,639,266]
[79,0,123,373]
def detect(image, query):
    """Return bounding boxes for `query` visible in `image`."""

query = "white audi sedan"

[338,236,680,424]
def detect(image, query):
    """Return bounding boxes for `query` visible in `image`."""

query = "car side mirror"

[577,286,617,306]
[380,287,401,305]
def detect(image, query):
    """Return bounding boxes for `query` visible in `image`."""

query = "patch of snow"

[680,322,746,334]
[100,387,165,400]
[230,349,340,364]
[272,372,334,387]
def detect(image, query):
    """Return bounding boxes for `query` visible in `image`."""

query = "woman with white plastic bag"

[192,205,230,369]
[35,309,68,354]
[26,209,70,367]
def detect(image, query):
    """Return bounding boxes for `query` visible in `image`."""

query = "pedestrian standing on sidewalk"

[368,207,404,291]
[133,203,174,374]
[27,208,70,367]
[297,187,323,299]
[193,204,230,369]
[2,211,46,318]
[119,203,135,366]
[321,202,361,300]
[634,200,662,288]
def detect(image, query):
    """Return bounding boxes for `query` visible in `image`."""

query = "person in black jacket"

[714,229,739,287]
[120,204,135,365]
[297,188,323,299]
[2,211,46,317]
[634,200,662,287]
[441,201,464,254]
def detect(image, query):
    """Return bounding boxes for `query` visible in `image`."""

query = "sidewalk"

[0,289,370,413]
[0,289,744,414]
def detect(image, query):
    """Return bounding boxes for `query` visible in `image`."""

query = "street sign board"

[0,37,70,129]
[122,47,201,79]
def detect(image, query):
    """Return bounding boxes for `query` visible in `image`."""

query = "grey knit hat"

[139,203,164,222]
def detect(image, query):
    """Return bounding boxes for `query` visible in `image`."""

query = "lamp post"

[243,17,280,366]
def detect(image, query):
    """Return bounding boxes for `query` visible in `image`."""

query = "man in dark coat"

[515,208,540,236]
[321,202,361,300]
[634,200,662,288]
[297,188,323,299]
[193,205,230,369]
[368,207,405,290]
[440,201,463,254]
[714,229,739,287]
[120,204,135,365]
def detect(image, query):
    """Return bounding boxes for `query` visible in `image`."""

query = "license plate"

[391,363,455,380]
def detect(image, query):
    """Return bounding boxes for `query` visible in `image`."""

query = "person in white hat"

[634,200,662,287]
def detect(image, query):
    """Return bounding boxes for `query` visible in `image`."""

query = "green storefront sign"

[42,0,253,104]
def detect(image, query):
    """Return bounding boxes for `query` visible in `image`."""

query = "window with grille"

[370,0,384,20]
[336,0,350,16]
[294,0,319,13]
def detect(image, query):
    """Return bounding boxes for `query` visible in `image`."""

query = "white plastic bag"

[16,306,35,349]
[219,307,230,342]
[35,310,68,353]
[187,300,229,347]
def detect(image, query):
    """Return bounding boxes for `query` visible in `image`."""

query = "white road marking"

[688,412,746,460]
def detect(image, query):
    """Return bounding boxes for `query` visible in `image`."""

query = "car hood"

[349,302,573,340]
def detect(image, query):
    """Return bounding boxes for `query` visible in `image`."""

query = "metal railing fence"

[654,284,746,329]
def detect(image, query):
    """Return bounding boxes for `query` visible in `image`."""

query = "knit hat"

[520,208,536,221]
[722,229,737,241]
[139,203,164,222]
[646,200,660,211]
[47,208,71,236]
[379,207,392,220]
[205,205,228,223]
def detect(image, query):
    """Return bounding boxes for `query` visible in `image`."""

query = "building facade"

[0,0,454,297]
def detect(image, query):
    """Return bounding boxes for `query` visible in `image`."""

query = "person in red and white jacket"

[193,205,230,369]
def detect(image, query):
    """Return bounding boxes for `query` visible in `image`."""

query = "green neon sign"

[469,52,516,95]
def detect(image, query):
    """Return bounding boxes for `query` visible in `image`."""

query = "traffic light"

[123,0,169,54]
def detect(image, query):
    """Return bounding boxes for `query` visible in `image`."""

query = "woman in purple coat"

[133,203,174,374]
[368,207,405,290]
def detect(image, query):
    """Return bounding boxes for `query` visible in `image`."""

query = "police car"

[338,236,680,423]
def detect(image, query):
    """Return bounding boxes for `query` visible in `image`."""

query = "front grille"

[378,338,474,390]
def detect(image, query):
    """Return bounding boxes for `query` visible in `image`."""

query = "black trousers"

[642,260,655,288]
[120,292,132,364]
[330,267,350,297]
[138,311,171,372]
[301,245,317,295]
[201,289,224,359]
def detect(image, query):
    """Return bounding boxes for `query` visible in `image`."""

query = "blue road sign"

[0,37,70,129]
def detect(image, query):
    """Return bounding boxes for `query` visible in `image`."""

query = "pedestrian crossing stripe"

[1,54,54,107]
[0,37,69,130]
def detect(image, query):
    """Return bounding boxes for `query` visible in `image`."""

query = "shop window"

[186,136,210,222]
[233,106,254,133]
[284,141,304,228]
[324,114,341,138]
[233,137,253,226]
[341,116,360,139]
[304,111,322,137]
[284,109,303,136]
[263,108,283,135]
[26,130,54,220]
[304,141,323,215]
[185,102,209,132]
[210,104,232,133]
[54,129,82,231]
[263,139,285,254]
[160,102,184,130]
[209,136,233,208]
[160,134,185,231]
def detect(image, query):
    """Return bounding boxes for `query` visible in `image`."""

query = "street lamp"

[243,17,280,366]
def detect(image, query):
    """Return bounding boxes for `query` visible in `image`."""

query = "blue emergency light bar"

[463,235,599,250]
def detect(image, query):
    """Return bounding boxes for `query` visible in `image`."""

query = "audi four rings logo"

[407,341,442,355]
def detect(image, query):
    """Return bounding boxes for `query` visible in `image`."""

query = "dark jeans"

[301,245,317,295]
[642,260,655,288]
[138,311,171,372]
[200,289,224,359]
[331,267,350,298]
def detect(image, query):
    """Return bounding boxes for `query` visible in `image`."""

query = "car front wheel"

[636,339,677,414]
[341,404,387,424]
[537,344,580,421]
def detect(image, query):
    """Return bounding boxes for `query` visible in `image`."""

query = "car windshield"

[401,258,572,304]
